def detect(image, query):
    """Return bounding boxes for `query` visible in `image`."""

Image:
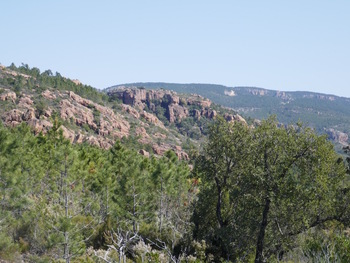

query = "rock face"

[2,109,23,126]
[248,88,268,96]
[27,119,53,134]
[140,111,165,128]
[23,108,36,121]
[135,127,150,139]
[168,104,188,123]
[108,87,217,124]
[18,96,34,108]
[275,91,291,100]
[59,91,130,146]
[224,90,236,97]
[122,104,140,118]
[303,94,336,101]
[201,109,217,119]
[42,90,56,100]
[224,113,247,124]
[326,129,348,145]
[111,87,147,109]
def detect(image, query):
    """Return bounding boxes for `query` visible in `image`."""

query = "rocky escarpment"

[107,86,244,125]
[0,88,191,157]
[1,90,129,149]
[325,128,349,145]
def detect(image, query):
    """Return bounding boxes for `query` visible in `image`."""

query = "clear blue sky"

[1,1,350,97]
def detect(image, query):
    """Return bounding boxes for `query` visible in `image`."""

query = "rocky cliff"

[107,86,219,124]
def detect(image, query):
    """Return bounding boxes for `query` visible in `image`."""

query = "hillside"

[0,64,245,159]
[108,83,350,146]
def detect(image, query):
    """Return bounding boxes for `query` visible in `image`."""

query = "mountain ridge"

[107,82,349,99]
[108,82,350,147]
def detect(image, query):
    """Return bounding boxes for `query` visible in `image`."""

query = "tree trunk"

[255,197,270,263]
[159,175,163,233]
[64,157,70,263]
[214,177,225,228]
[106,185,109,216]
[132,181,136,233]
[64,231,70,263]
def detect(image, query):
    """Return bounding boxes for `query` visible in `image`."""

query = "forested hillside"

[1,64,350,262]
[1,116,350,262]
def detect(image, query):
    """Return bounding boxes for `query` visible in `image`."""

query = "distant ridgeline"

[108,83,350,147]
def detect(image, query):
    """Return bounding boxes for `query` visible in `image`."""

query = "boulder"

[18,96,34,108]
[27,119,53,134]
[22,108,36,121]
[42,90,56,100]
[139,149,150,157]
[2,109,23,124]
[152,143,171,155]
[0,91,16,103]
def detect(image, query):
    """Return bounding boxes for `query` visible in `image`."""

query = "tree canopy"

[0,117,350,262]
[193,116,348,262]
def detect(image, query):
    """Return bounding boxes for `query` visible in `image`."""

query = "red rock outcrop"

[140,111,165,129]
[122,104,140,119]
[42,90,56,100]
[201,109,217,119]
[60,125,75,143]
[152,143,171,155]
[168,104,188,123]
[2,109,23,126]
[224,113,247,124]
[135,127,150,139]
[109,87,217,124]
[175,151,189,160]
[27,119,53,134]
[154,132,167,139]
[60,99,97,130]
[326,128,348,145]
[22,109,36,121]
[18,96,34,108]
[187,95,212,108]
[0,90,17,103]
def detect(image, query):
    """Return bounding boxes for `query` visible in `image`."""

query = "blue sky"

[1,1,350,97]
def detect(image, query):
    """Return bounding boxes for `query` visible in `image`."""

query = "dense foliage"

[193,117,350,262]
[0,122,195,262]
[1,117,350,262]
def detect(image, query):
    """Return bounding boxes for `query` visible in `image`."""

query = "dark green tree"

[194,116,347,262]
